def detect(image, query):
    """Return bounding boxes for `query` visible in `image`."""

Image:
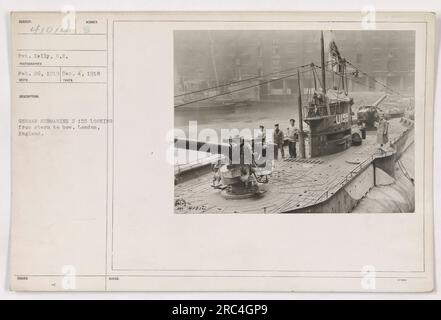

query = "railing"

[315,125,409,204]
[313,118,414,205]
[314,153,377,204]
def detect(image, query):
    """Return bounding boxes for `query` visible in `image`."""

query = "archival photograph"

[8,11,434,293]
[173,30,416,214]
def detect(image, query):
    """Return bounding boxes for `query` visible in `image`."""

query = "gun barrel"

[174,138,232,158]
[174,137,276,161]
[372,94,388,107]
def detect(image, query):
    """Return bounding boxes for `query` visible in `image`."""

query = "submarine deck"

[174,118,413,214]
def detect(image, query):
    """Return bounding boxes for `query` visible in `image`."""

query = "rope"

[176,60,403,108]
[175,64,310,98]
[397,159,414,185]
[315,65,388,93]
[345,59,402,96]
[174,67,313,108]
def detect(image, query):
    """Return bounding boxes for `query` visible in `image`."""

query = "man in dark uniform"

[273,123,285,160]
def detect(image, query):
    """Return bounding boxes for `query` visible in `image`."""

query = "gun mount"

[357,94,388,130]
[174,137,274,199]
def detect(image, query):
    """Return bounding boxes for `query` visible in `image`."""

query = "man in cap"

[376,115,389,146]
[273,123,285,160]
[257,125,266,144]
[286,119,298,158]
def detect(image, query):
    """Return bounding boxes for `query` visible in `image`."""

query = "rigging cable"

[176,60,402,108]
[397,159,415,185]
[315,65,388,93]
[175,64,311,98]
[344,59,403,96]
[174,68,313,108]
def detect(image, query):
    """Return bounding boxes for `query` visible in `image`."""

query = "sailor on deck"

[211,159,222,188]
[286,119,298,158]
[257,125,266,144]
[273,124,285,160]
[376,115,389,146]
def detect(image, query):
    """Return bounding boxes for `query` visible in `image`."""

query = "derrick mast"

[303,31,354,157]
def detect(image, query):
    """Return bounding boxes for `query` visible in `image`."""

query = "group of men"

[257,115,388,162]
[258,119,299,160]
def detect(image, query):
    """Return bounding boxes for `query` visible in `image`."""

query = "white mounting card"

[9,11,435,292]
